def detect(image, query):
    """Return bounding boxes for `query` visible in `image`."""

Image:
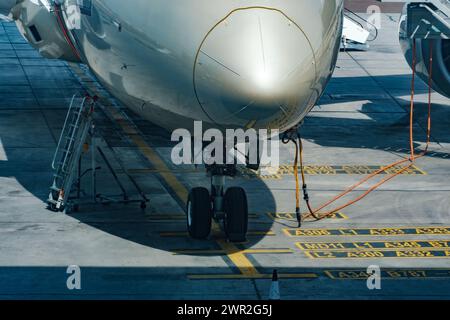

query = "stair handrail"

[51,93,87,170]
[344,7,379,42]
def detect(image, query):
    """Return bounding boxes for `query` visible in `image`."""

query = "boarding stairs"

[405,0,450,39]
[342,8,379,51]
[47,94,96,212]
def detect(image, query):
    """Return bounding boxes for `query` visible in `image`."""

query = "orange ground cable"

[295,38,434,222]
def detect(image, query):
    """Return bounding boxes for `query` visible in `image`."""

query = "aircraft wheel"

[224,187,248,242]
[187,187,212,239]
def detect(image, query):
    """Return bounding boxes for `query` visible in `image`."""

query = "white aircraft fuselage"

[5,0,344,132]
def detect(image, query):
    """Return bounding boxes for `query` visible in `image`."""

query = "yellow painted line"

[161,231,275,237]
[325,269,450,280]
[244,248,293,254]
[215,239,259,276]
[268,211,348,221]
[70,63,276,279]
[304,249,450,259]
[129,134,189,204]
[411,165,428,176]
[325,270,357,280]
[125,168,200,174]
[296,240,450,251]
[244,120,257,130]
[247,231,276,236]
[239,165,426,179]
[336,212,349,219]
[188,273,318,280]
[101,105,260,277]
[124,166,427,177]
[174,250,226,255]
[284,226,450,237]
[174,248,293,255]
[283,228,336,237]
[147,213,258,221]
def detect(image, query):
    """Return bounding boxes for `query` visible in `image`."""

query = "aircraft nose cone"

[194,8,317,130]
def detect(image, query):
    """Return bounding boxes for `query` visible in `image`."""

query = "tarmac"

[0,13,450,299]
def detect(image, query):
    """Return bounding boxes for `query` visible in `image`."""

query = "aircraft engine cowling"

[10,0,80,62]
[399,8,450,98]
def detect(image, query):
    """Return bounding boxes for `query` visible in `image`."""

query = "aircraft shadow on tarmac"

[1,74,448,255]
[2,266,450,299]
[66,86,450,254]
[0,114,278,255]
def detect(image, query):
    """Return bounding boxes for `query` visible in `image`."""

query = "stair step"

[49,94,95,205]
[54,161,66,168]
[50,186,61,192]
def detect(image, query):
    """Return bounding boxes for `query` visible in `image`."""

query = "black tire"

[224,187,248,242]
[187,187,212,239]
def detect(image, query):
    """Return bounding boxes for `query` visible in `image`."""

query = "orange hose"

[299,38,434,221]
[426,40,434,153]
[410,40,417,161]
[293,142,300,213]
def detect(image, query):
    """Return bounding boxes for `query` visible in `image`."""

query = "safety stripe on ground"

[238,164,426,180]
[173,248,293,255]
[146,213,260,221]
[283,226,450,237]
[269,212,348,221]
[325,269,450,279]
[304,249,450,259]
[160,231,275,237]
[296,240,450,251]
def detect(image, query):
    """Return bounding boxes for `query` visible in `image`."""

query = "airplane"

[0,0,344,242]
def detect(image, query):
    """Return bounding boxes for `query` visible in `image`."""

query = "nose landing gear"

[223,187,248,243]
[186,187,212,239]
[186,165,248,242]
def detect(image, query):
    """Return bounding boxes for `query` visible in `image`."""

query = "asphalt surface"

[0,13,449,299]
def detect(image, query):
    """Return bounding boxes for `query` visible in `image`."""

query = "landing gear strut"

[186,165,248,242]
